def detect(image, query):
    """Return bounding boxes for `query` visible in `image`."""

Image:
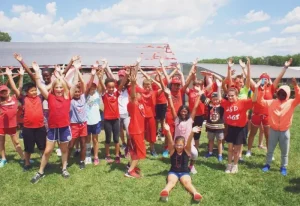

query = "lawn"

[1,108,300,206]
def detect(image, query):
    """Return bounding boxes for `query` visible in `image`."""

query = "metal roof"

[0,42,178,68]
[196,63,300,79]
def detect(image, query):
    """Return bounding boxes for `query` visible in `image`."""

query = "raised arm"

[159,58,170,83]
[216,79,222,101]
[240,59,256,88]
[32,62,49,99]
[164,88,177,120]
[256,81,272,107]
[102,59,114,80]
[226,58,234,86]
[245,57,251,89]
[182,62,197,93]
[164,123,175,155]
[96,68,105,94]
[252,80,262,102]
[273,58,293,89]
[63,55,80,75]
[185,127,201,155]
[70,67,79,98]
[85,64,97,96]
[78,69,86,94]
[5,67,21,98]
[129,69,138,102]
[13,53,35,81]
[190,90,202,120]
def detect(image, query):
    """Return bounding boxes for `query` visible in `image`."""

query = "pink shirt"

[174,117,194,144]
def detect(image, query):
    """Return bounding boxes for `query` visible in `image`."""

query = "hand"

[125,67,131,75]
[176,63,181,70]
[72,55,80,62]
[13,53,23,62]
[239,59,245,68]
[159,58,164,65]
[193,58,199,65]
[5,67,12,76]
[291,78,297,87]
[230,69,236,76]
[18,66,24,76]
[32,61,40,72]
[216,79,222,87]
[136,57,142,64]
[285,58,293,68]
[192,126,201,133]
[101,59,108,69]
[227,58,234,68]
[246,57,250,67]
[164,88,171,96]
[164,123,170,131]
[97,69,104,79]
[73,60,82,69]
[129,72,137,84]
[255,79,262,89]
[55,65,64,74]
[91,67,97,76]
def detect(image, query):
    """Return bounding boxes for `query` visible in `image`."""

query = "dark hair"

[174,136,185,144]
[41,67,53,74]
[117,79,129,88]
[105,78,115,86]
[23,82,37,93]
[177,105,190,122]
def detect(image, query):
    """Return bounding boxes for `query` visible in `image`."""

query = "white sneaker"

[225,164,232,173]
[189,165,197,174]
[56,149,62,157]
[231,164,238,174]
[85,157,92,165]
[245,151,251,157]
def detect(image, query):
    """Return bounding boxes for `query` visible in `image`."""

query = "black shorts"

[23,126,47,153]
[155,103,167,120]
[193,115,205,140]
[225,125,247,145]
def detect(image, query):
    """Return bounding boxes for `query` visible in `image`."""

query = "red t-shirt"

[142,91,156,118]
[166,89,183,120]
[221,99,253,127]
[127,85,145,95]
[0,96,18,128]
[152,78,168,104]
[127,101,145,135]
[102,91,120,120]
[252,85,275,115]
[48,93,71,128]
[187,88,205,116]
[17,105,23,124]
[21,95,44,128]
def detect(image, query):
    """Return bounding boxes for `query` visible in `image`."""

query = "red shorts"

[251,114,269,126]
[144,117,156,143]
[0,127,17,135]
[70,122,88,138]
[128,133,146,160]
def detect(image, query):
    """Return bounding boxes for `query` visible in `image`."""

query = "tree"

[0,31,12,42]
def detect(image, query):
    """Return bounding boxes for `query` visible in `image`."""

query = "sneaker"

[162,150,169,158]
[218,155,223,162]
[225,164,232,173]
[189,165,197,174]
[258,145,267,150]
[0,159,7,168]
[31,172,45,184]
[280,167,287,176]
[62,169,70,178]
[121,143,127,151]
[23,165,32,172]
[79,161,85,170]
[150,150,158,157]
[115,156,121,164]
[262,164,270,172]
[73,150,80,157]
[231,164,238,174]
[119,152,125,158]
[245,151,251,157]
[205,153,213,158]
[94,158,99,165]
[193,192,203,202]
[126,163,141,174]
[56,149,62,156]
[160,190,169,202]
[85,157,92,165]
[124,169,141,178]
[105,156,114,164]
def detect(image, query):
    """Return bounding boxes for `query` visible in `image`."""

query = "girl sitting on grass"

[160,123,202,203]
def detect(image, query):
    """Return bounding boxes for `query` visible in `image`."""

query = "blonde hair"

[51,78,70,99]
[143,79,152,85]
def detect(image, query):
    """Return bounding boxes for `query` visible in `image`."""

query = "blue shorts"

[47,126,72,143]
[87,122,101,135]
[168,171,190,179]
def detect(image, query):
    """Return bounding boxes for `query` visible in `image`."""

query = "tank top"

[170,150,190,173]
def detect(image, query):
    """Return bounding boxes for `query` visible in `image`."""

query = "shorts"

[193,115,205,140]
[251,113,269,126]
[47,126,72,143]
[155,103,167,120]
[144,116,156,143]
[23,127,47,153]
[0,127,17,136]
[87,122,101,135]
[128,133,146,160]
[208,132,224,140]
[70,122,87,138]
[120,113,130,138]
[225,125,247,145]
[168,171,190,179]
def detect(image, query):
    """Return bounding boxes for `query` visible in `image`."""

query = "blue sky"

[0,0,300,61]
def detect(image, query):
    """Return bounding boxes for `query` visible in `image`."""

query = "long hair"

[177,105,190,122]
[51,78,69,99]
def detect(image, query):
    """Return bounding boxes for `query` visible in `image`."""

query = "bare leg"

[38,141,56,174]
[247,123,259,152]
[128,159,139,172]
[0,135,6,160]
[59,142,69,170]
[92,134,99,159]
[68,138,76,160]
[233,145,242,165]
[162,174,178,192]
[208,139,214,153]
[180,175,198,194]
[115,143,120,156]
[25,152,31,166]
[79,137,86,161]
[217,140,223,155]
[10,134,24,159]
[227,143,233,165]
[258,125,264,147]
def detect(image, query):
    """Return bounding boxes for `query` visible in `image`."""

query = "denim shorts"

[47,126,72,143]
[168,171,190,179]
[87,121,101,135]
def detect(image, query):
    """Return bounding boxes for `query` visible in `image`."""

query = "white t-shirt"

[86,92,101,125]
[118,89,129,115]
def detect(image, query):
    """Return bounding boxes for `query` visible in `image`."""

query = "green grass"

[1,108,300,206]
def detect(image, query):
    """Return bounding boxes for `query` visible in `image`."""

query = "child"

[160,124,202,202]
[0,68,25,168]
[258,77,300,176]
[30,61,78,183]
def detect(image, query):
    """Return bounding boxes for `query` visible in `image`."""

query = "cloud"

[46,2,56,15]
[276,7,300,24]
[234,31,244,36]
[281,24,300,33]
[250,27,270,34]
[11,5,33,13]
[228,10,270,25]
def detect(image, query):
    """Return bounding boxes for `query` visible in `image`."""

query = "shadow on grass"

[284,178,300,194]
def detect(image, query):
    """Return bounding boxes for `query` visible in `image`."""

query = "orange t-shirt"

[221,99,253,127]
[128,101,145,135]
[142,91,156,118]
[152,78,168,104]
[253,85,275,115]
[102,91,120,120]
[187,88,205,116]
[166,89,183,120]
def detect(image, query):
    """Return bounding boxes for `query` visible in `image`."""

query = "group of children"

[0,54,299,203]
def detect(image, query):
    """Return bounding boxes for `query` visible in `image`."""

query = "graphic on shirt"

[226,106,240,121]
[138,103,145,117]
[210,107,220,123]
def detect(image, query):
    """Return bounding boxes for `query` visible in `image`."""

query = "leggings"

[104,119,120,144]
